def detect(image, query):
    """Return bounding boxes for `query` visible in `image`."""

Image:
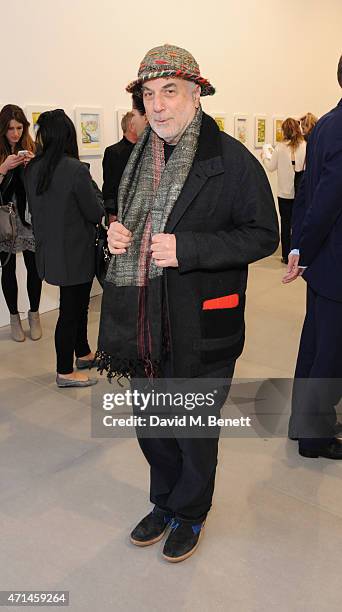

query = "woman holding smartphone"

[0,104,42,342]
[25,109,103,387]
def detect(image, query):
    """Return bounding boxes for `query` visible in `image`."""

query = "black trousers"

[55,282,92,374]
[289,286,342,447]
[0,250,42,315]
[278,197,294,261]
[133,360,235,523]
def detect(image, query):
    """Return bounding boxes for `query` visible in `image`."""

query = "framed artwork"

[213,114,226,132]
[116,108,131,140]
[74,107,104,156]
[273,116,284,147]
[25,105,54,138]
[234,114,248,145]
[254,115,267,148]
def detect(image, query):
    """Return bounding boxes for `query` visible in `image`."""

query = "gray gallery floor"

[1,255,341,612]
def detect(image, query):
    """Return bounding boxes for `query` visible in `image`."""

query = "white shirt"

[263,141,306,199]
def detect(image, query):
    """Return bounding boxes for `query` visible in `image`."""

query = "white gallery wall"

[1,0,341,327]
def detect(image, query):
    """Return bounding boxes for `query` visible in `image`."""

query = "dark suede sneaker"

[162,519,205,562]
[130,508,173,547]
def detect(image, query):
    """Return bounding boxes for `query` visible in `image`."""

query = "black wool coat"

[164,113,279,377]
[25,156,103,286]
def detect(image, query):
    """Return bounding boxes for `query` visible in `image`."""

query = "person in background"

[25,110,103,388]
[102,98,148,223]
[262,118,306,264]
[102,111,137,221]
[131,92,148,138]
[0,104,42,342]
[283,55,342,459]
[300,112,318,141]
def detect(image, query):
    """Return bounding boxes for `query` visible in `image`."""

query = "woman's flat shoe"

[75,357,100,370]
[56,375,98,388]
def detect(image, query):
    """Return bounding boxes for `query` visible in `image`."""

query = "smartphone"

[18,150,29,156]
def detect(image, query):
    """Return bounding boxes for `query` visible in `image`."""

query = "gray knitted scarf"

[97,108,202,379]
[106,107,202,286]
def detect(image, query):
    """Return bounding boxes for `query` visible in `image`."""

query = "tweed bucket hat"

[126,44,215,96]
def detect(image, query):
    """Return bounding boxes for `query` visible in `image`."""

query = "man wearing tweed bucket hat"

[97,44,279,562]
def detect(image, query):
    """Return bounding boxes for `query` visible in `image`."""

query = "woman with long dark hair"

[262,117,306,264]
[25,109,103,387]
[0,104,42,341]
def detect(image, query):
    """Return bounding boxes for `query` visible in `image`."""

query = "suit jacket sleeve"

[73,163,103,223]
[176,155,279,272]
[299,146,342,265]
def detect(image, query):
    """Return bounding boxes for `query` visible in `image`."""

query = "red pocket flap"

[202,294,239,310]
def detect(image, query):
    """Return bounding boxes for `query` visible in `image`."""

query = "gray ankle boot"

[10,313,25,342]
[28,310,42,341]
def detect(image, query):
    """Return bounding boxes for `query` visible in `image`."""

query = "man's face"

[142,78,200,144]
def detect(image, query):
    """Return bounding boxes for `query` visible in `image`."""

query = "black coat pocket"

[200,294,245,338]
[194,293,245,364]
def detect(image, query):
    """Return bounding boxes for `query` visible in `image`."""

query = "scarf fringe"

[95,349,161,383]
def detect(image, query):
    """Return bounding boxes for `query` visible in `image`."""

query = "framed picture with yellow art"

[234,114,249,146]
[254,115,267,148]
[25,105,54,139]
[273,116,284,147]
[74,107,104,156]
[213,114,226,132]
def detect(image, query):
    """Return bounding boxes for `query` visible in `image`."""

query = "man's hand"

[107,221,132,254]
[151,233,178,268]
[282,253,304,284]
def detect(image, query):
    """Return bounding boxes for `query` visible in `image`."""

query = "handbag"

[0,184,17,267]
[95,214,111,287]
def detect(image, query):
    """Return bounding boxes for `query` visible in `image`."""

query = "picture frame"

[254,115,267,148]
[116,108,131,141]
[212,114,227,132]
[25,105,54,138]
[74,107,104,156]
[273,116,284,147]
[234,114,248,145]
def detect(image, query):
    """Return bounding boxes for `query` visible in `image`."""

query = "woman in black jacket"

[0,104,42,342]
[25,110,103,387]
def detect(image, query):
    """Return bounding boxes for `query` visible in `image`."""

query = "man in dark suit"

[283,55,342,459]
[102,111,137,219]
[102,97,148,221]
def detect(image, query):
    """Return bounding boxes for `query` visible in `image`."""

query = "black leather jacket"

[0,166,29,226]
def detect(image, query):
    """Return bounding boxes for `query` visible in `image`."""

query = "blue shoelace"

[170,519,202,535]
[152,507,172,524]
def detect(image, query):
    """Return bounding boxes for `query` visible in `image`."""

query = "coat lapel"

[166,156,224,232]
